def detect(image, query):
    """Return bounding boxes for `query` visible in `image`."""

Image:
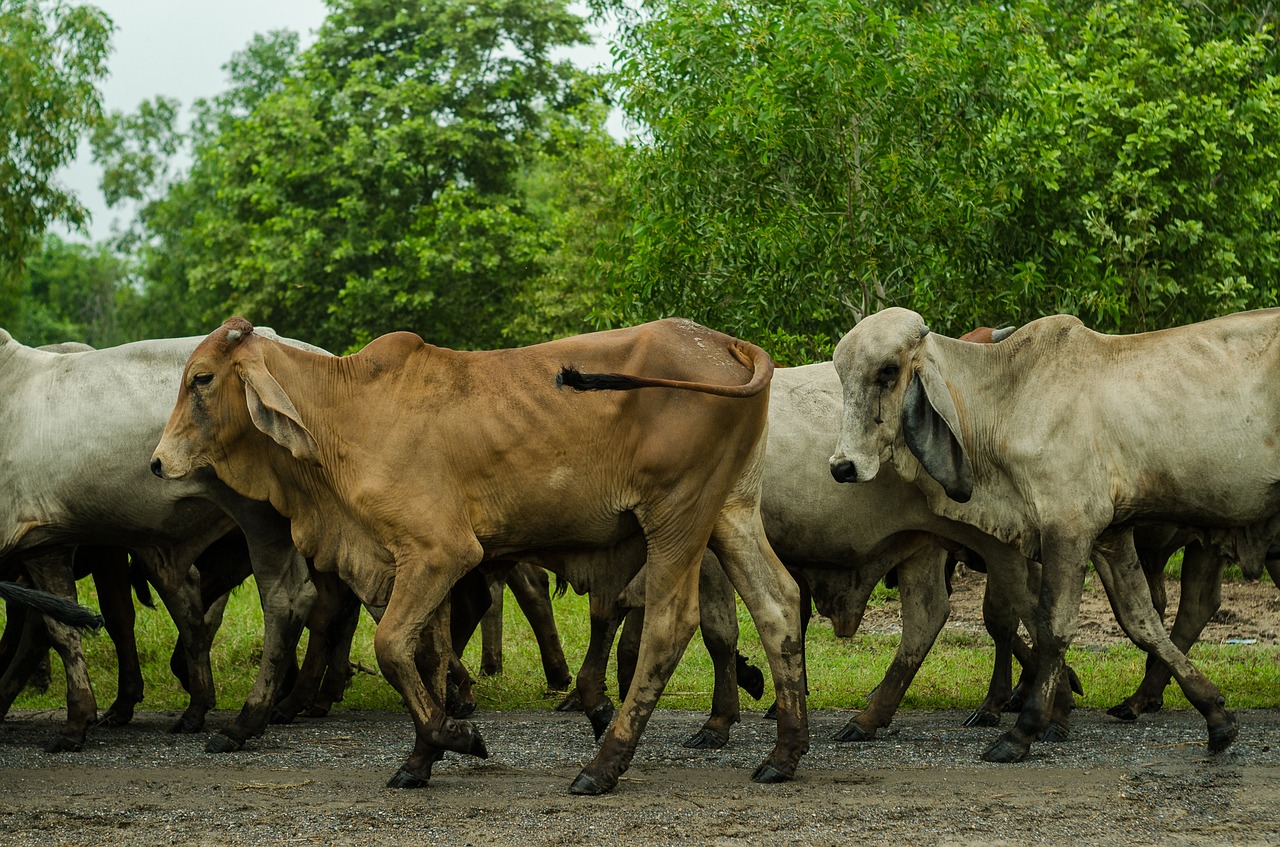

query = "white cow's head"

[828,307,973,502]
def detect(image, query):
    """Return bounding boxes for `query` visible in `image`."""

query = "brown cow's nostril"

[150,457,164,478]
[830,460,857,484]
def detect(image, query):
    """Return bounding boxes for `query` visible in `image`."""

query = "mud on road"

[4,705,1280,847]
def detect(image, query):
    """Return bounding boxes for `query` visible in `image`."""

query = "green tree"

[0,0,111,324]
[122,0,606,353]
[9,232,134,346]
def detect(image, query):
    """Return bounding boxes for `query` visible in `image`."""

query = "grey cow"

[828,307,1267,762]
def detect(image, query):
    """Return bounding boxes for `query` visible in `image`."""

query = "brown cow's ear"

[240,359,320,464]
[902,363,972,502]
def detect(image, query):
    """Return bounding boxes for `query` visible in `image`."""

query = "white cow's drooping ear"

[240,359,319,464]
[901,361,972,502]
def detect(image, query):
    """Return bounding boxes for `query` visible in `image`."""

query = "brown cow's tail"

[558,340,775,398]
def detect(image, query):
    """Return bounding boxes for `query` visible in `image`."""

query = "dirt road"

[4,705,1279,846]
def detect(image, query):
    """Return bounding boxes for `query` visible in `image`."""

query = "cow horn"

[227,329,242,341]
[919,324,930,339]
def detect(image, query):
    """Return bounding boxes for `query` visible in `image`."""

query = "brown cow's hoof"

[982,735,1029,763]
[682,727,729,750]
[270,707,299,725]
[1042,722,1069,743]
[963,708,1001,728]
[1208,713,1239,753]
[387,766,432,789]
[205,732,244,753]
[587,702,614,741]
[751,761,793,784]
[555,690,584,712]
[44,734,83,753]
[568,769,614,795]
[834,719,875,742]
[169,711,206,734]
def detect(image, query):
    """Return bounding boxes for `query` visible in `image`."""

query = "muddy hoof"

[762,700,778,721]
[555,691,584,713]
[44,734,83,753]
[568,770,613,795]
[587,702,614,741]
[1042,722,1069,743]
[982,735,1029,763]
[270,706,299,725]
[683,727,729,750]
[834,719,875,743]
[303,703,332,719]
[205,732,244,753]
[168,713,205,735]
[387,766,432,789]
[1107,702,1140,722]
[751,761,793,784]
[1208,713,1239,753]
[963,708,1000,728]
[95,704,136,728]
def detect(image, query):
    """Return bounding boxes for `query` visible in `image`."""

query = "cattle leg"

[84,548,144,727]
[1109,541,1223,721]
[507,563,573,692]
[0,607,54,720]
[376,561,490,789]
[480,573,506,677]
[272,572,358,724]
[836,545,949,741]
[982,532,1090,763]
[206,506,314,753]
[570,534,705,795]
[22,552,97,751]
[136,551,216,736]
[682,551,745,750]
[707,507,808,787]
[558,592,624,738]
[1090,531,1236,751]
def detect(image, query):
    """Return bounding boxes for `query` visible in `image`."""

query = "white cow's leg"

[24,551,96,751]
[983,531,1090,763]
[836,544,949,741]
[1091,529,1237,752]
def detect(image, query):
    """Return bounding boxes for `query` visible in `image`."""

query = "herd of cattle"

[2,306,1279,793]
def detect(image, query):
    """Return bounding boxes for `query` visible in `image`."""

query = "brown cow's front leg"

[376,557,488,789]
[836,545,948,741]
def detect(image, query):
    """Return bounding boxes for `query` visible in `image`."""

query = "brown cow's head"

[151,317,319,487]
[828,307,973,503]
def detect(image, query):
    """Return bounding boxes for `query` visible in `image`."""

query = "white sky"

[59,0,615,241]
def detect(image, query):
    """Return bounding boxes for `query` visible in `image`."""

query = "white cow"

[828,307,1272,761]
[0,328,316,753]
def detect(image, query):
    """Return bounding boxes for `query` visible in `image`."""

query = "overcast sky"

[60,0,614,241]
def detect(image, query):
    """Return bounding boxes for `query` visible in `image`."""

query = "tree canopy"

[0,0,111,326]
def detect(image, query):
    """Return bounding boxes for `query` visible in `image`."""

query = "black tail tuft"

[557,367,645,392]
[0,581,104,630]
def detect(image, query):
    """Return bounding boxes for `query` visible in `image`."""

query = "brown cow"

[151,317,807,794]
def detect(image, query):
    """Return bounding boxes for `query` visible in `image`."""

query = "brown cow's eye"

[192,373,214,388]
[876,365,900,387]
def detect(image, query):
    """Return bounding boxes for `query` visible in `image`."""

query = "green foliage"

[604,0,1280,358]
[113,0,611,353]
[0,0,111,319]
[7,232,135,347]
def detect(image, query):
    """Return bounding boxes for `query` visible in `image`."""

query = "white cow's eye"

[876,365,900,386]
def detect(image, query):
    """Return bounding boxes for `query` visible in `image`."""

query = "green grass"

[8,576,1280,715]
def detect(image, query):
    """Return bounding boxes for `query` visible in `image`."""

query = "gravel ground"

[4,705,1280,846]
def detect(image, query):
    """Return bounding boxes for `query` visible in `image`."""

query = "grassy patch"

[8,577,1280,715]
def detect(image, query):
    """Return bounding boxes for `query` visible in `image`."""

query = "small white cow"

[828,307,1272,761]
